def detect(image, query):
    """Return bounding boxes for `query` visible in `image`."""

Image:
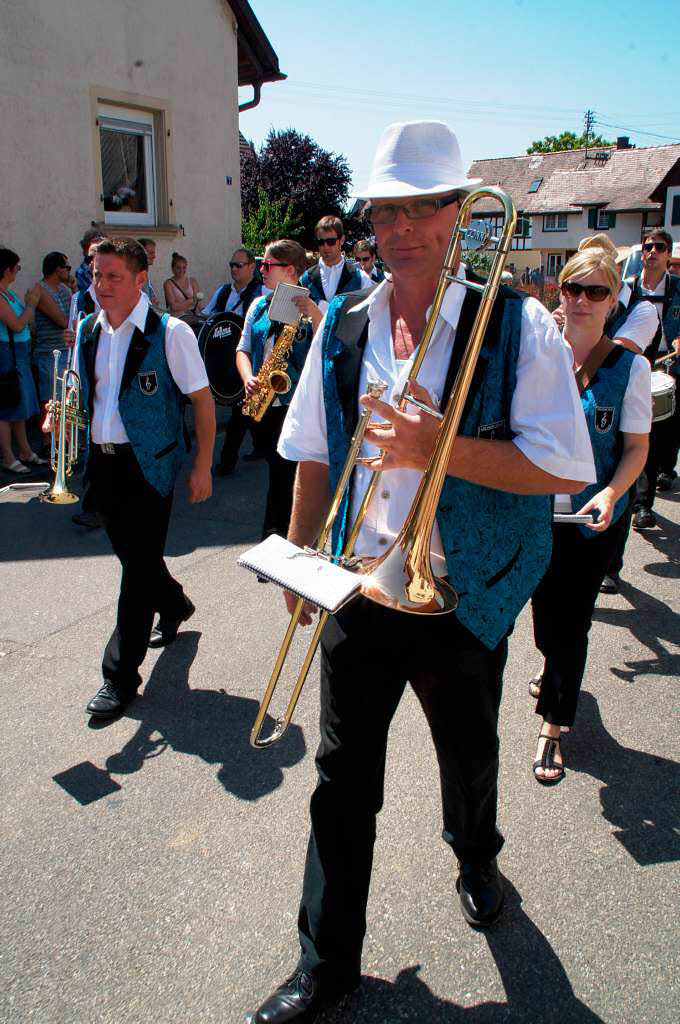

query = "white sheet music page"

[268,283,310,325]
[238,534,361,612]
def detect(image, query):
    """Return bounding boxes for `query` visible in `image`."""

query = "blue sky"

[239,0,679,197]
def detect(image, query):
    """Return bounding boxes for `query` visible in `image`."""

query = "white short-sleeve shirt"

[90,293,209,444]
[279,275,596,569]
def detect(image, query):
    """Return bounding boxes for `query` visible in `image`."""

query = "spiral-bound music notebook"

[238,534,361,612]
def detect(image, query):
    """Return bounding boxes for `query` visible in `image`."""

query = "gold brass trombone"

[250,186,517,747]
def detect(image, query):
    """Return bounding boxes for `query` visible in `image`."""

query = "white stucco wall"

[530,210,647,252]
[1,0,243,300]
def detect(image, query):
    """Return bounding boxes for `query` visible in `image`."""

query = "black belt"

[93,442,133,455]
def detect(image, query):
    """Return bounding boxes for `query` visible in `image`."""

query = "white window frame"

[546,253,563,277]
[543,213,567,232]
[98,104,157,227]
[596,208,611,230]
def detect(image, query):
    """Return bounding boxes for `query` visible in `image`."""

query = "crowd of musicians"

[1,118,679,1024]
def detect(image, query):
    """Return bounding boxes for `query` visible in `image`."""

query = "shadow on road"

[592,577,680,684]
[567,692,679,867]
[97,630,306,800]
[318,881,602,1023]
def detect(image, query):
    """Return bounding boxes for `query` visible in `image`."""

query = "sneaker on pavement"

[633,508,656,530]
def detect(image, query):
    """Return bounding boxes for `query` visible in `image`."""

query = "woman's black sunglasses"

[561,282,611,302]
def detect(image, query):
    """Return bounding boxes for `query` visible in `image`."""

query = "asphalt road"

[0,449,678,1024]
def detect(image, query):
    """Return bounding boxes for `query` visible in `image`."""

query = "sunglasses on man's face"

[561,281,611,302]
[642,241,668,253]
[261,260,287,271]
[229,261,249,269]
[316,237,339,246]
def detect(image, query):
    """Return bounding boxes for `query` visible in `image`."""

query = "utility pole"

[584,109,594,159]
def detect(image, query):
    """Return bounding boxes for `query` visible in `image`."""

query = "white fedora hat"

[352,120,481,200]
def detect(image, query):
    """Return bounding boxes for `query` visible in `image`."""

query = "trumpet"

[250,186,517,747]
[40,327,87,504]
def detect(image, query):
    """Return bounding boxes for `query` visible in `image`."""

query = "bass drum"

[181,311,245,406]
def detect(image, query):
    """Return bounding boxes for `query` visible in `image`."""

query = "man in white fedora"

[246,121,594,1024]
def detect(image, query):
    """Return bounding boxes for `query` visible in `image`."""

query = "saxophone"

[242,317,308,422]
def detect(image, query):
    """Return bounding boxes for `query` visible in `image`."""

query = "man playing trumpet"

[245,121,596,1023]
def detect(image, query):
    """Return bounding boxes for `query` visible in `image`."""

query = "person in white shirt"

[300,215,373,314]
[353,239,385,282]
[245,120,595,1024]
[528,249,651,784]
[77,238,215,719]
[629,229,680,527]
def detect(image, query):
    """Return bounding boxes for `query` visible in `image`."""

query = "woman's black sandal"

[533,731,565,786]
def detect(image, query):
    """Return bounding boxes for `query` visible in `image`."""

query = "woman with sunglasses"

[529,248,651,785]
[0,249,44,474]
[235,239,318,540]
[163,253,202,315]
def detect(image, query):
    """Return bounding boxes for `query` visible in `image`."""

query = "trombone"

[250,186,517,747]
[40,317,88,505]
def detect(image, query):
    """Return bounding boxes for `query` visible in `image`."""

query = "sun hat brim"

[351,176,482,200]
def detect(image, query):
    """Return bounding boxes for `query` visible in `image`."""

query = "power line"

[593,118,680,144]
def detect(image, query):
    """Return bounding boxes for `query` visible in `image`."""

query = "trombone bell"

[359,541,458,614]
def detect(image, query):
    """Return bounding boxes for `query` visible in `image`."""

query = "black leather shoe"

[599,573,620,594]
[456,858,504,928]
[246,971,323,1024]
[246,969,357,1024]
[633,508,656,530]
[72,511,102,529]
[148,600,195,648]
[657,472,675,492]
[86,682,136,718]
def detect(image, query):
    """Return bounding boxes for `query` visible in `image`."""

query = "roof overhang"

[228,0,286,110]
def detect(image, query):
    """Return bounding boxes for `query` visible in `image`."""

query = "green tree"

[527,130,613,154]
[241,128,352,248]
[241,186,304,253]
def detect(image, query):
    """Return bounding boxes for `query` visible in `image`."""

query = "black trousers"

[297,598,508,984]
[253,404,297,540]
[87,445,191,693]
[531,516,628,728]
[218,405,260,470]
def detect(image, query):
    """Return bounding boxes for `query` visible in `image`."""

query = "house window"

[543,213,567,232]
[597,208,614,230]
[98,105,157,226]
[672,195,680,226]
[546,253,563,277]
[528,178,542,193]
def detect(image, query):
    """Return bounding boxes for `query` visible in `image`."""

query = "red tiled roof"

[468,144,680,214]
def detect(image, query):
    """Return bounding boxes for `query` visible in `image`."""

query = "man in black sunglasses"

[300,216,372,311]
[629,228,680,525]
[202,249,268,476]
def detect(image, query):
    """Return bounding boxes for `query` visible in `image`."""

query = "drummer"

[209,249,270,477]
[202,249,265,318]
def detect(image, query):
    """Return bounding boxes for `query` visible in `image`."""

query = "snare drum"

[180,311,244,406]
[651,371,676,422]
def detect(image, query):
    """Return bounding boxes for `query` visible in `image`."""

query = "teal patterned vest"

[571,346,635,538]
[78,308,185,496]
[301,261,364,305]
[250,296,313,407]
[321,286,553,650]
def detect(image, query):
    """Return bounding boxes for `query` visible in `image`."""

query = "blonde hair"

[559,249,619,298]
[578,233,617,256]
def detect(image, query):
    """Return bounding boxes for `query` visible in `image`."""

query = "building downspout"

[239,81,262,112]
